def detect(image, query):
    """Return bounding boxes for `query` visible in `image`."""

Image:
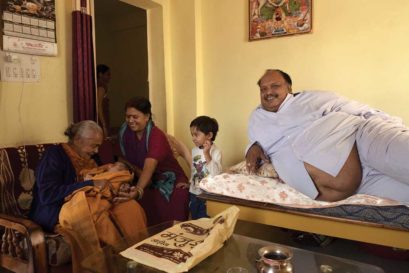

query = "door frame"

[91,0,168,130]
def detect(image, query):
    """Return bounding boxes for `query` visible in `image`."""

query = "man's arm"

[246,109,271,173]
[326,92,402,123]
[245,143,270,173]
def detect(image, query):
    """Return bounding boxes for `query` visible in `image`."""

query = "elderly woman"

[118,97,190,226]
[29,120,146,272]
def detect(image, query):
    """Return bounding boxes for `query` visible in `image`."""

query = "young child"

[189,116,222,219]
[81,161,134,197]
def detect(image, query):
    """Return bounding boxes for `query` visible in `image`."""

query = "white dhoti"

[356,117,409,204]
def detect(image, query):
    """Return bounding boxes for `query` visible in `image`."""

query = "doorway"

[94,0,149,134]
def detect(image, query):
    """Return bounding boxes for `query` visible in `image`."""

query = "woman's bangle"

[135,186,144,200]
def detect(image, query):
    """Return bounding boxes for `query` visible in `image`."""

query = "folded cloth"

[120,206,239,273]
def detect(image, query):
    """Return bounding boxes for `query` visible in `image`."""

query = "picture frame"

[249,0,312,41]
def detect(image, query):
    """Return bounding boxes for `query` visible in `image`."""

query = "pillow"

[200,174,401,208]
[227,160,278,178]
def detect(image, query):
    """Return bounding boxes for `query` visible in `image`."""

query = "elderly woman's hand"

[113,185,143,203]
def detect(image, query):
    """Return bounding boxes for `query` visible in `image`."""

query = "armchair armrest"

[0,213,48,273]
[166,134,192,172]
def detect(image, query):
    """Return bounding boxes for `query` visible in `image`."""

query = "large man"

[246,69,409,204]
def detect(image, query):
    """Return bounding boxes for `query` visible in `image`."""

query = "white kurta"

[248,91,409,203]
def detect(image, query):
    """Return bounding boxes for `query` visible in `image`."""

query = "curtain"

[72,0,96,122]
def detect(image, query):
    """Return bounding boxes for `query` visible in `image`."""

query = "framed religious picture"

[249,0,312,41]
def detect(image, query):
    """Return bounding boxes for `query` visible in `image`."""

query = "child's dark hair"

[190,116,219,141]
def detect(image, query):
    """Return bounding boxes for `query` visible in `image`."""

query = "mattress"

[200,173,409,230]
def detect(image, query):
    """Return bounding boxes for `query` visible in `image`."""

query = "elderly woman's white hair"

[64,120,103,142]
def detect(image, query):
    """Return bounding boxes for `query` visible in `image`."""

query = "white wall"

[196,0,409,166]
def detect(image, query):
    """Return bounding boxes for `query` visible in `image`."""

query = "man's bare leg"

[304,143,362,202]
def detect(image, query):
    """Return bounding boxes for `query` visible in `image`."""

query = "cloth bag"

[120,206,239,273]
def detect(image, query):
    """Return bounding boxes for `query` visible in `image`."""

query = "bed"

[198,162,409,250]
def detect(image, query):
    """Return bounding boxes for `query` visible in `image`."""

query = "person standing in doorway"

[97,64,111,137]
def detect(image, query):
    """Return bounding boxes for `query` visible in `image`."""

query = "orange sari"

[57,144,147,273]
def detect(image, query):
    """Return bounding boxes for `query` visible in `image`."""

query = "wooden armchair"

[0,213,48,273]
[0,144,60,273]
[166,134,192,174]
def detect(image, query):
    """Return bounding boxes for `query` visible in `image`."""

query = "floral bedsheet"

[199,173,402,209]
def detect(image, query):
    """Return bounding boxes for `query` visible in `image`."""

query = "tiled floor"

[234,220,409,273]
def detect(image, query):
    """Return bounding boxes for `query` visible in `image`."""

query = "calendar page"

[1,1,57,56]
[2,0,56,43]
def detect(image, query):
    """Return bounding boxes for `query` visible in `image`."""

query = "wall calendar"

[1,0,57,56]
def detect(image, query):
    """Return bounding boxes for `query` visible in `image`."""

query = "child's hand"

[119,183,131,193]
[202,140,212,153]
